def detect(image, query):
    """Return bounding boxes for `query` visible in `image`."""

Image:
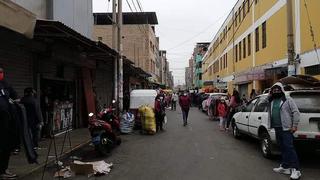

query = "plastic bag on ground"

[120,112,135,134]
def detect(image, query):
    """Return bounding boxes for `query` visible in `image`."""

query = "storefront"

[34,20,117,135]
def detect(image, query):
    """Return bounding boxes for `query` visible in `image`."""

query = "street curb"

[19,139,91,179]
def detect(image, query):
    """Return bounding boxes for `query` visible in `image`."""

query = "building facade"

[12,0,93,38]
[185,67,191,89]
[0,0,117,134]
[159,50,168,85]
[93,12,159,82]
[193,42,210,89]
[202,0,320,97]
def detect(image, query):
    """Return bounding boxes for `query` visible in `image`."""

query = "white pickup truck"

[232,90,320,158]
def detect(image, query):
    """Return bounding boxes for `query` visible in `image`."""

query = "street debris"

[70,160,113,177]
[54,167,74,179]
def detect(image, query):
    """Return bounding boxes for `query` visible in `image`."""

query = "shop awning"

[34,20,118,61]
[0,0,36,38]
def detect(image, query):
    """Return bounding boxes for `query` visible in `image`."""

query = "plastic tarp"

[130,90,157,109]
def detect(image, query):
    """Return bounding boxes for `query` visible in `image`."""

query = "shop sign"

[53,101,73,133]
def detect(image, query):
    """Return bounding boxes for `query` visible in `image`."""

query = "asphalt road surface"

[24,107,320,180]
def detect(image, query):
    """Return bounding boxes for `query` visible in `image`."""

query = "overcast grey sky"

[93,0,237,85]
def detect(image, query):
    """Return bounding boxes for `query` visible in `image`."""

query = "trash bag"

[138,105,156,135]
[120,112,135,134]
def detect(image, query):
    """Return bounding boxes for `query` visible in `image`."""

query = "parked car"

[232,90,320,158]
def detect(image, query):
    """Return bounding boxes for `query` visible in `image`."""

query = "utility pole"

[287,0,296,76]
[117,0,123,112]
[112,0,118,104]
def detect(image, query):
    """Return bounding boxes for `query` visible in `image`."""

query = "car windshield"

[290,92,320,113]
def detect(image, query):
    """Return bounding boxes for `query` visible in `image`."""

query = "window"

[226,53,228,68]
[235,11,238,27]
[248,33,251,56]
[235,44,238,62]
[253,97,268,112]
[243,1,246,18]
[98,37,103,41]
[262,21,267,48]
[243,38,246,58]
[255,0,258,4]
[239,6,242,23]
[247,0,250,13]
[239,41,242,61]
[243,99,257,112]
[255,27,260,52]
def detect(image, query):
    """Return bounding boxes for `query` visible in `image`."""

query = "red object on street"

[82,68,96,114]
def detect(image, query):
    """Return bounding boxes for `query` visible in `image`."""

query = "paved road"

[24,107,320,180]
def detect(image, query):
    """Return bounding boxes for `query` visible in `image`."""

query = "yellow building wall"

[255,5,287,66]
[202,0,320,95]
[254,0,278,21]
[300,0,320,53]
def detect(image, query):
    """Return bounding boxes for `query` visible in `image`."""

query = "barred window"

[262,21,267,48]
[235,44,238,62]
[248,33,251,56]
[239,41,242,61]
[255,27,260,52]
[243,38,246,58]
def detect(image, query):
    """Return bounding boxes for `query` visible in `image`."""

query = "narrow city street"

[24,107,320,180]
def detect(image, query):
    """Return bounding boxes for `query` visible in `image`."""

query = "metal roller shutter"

[0,57,33,97]
[95,62,113,110]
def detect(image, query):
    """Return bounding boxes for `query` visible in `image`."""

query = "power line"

[303,0,320,64]
[208,0,256,68]
[167,12,229,51]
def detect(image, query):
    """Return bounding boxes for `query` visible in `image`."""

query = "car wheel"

[260,132,272,159]
[232,122,241,139]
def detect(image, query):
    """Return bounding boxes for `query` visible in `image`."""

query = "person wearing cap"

[268,82,301,180]
[0,68,18,179]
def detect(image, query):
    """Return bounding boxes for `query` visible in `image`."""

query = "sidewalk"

[8,128,91,178]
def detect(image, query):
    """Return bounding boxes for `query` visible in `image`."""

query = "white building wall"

[12,0,47,19]
[11,0,93,39]
[53,0,93,39]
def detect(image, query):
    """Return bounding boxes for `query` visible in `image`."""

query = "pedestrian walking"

[0,68,18,179]
[179,91,191,126]
[226,89,241,131]
[267,82,301,179]
[217,98,228,131]
[20,87,44,150]
[154,94,165,132]
[171,92,178,111]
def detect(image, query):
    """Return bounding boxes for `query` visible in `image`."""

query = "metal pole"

[117,0,123,112]
[287,0,296,76]
[112,0,118,103]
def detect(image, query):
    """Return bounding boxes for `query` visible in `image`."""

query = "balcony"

[195,55,203,64]
[195,68,202,74]
[196,80,203,87]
